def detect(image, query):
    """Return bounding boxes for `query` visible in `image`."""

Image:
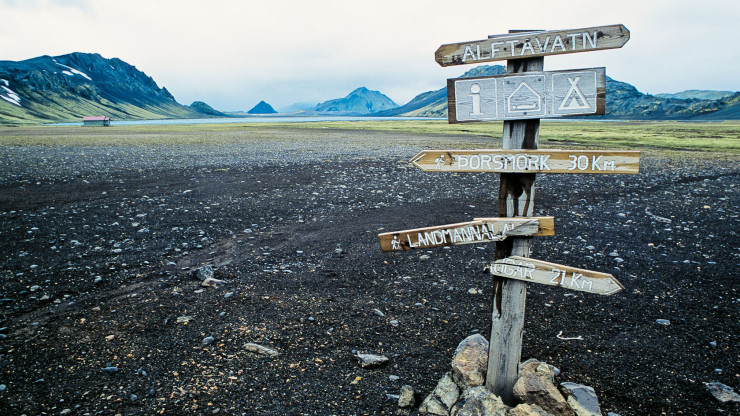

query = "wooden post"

[486,55,543,405]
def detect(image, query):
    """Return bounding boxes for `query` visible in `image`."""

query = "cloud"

[1,0,738,110]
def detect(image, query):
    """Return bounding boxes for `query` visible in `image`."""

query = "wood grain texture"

[447,68,606,123]
[491,255,624,295]
[486,56,543,406]
[410,149,640,174]
[436,24,629,66]
[377,217,554,252]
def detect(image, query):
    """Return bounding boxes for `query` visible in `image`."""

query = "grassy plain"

[0,120,738,154]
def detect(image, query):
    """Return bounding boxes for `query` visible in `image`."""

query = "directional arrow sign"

[447,68,605,122]
[435,24,630,66]
[378,217,554,252]
[490,256,624,295]
[410,149,640,174]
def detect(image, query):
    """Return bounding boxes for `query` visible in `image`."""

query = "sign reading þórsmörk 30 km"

[410,149,640,174]
[435,24,630,66]
[448,67,605,122]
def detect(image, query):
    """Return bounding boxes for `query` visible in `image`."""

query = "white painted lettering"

[570,272,584,289]
[535,36,550,53]
[540,154,551,170]
[515,155,528,170]
[577,155,588,170]
[583,31,597,48]
[506,40,519,57]
[463,46,477,62]
[604,160,615,170]
[493,155,504,170]
[458,156,469,169]
[551,35,566,52]
[549,268,561,284]
[476,44,481,60]
[469,155,481,170]
[592,155,603,171]
[491,42,504,58]
[521,40,535,55]
[481,154,492,170]
[567,33,579,50]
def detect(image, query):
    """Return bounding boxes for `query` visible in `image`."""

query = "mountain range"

[0,52,738,124]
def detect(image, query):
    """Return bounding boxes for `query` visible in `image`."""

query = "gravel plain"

[0,125,738,415]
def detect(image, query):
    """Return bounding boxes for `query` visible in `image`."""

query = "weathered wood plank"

[447,68,606,122]
[435,24,629,66]
[490,256,624,295]
[378,217,554,252]
[411,149,640,174]
[486,55,542,406]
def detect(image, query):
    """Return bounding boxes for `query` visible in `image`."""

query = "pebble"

[655,319,671,326]
[101,366,119,375]
[419,254,430,260]
[0,384,6,393]
[389,375,400,382]
[373,308,385,317]
[224,292,234,299]
[389,320,399,327]
[709,341,717,348]
[202,336,215,345]
[60,409,72,416]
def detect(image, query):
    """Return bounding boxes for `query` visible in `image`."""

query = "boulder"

[560,382,602,416]
[419,394,448,415]
[508,403,552,416]
[434,372,461,409]
[514,359,571,416]
[449,386,508,416]
[451,334,489,388]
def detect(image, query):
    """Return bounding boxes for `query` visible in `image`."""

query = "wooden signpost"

[411,149,640,174]
[448,67,605,122]
[491,256,624,296]
[378,217,554,252]
[435,24,630,66]
[379,23,633,406]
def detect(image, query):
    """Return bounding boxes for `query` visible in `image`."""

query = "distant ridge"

[190,101,230,117]
[384,65,739,120]
[0,52,202,124]
[314,87,397,114]
[247,100,277,114]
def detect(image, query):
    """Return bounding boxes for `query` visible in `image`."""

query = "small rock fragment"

[201,277,226,288]
[202,336,215,345]
[355,353,389,368]
[398,385,415,408]
[373,308,385,317]
[101,366,119,375]
[244,343,279,357]
[194,265,214,281]
[655,319,671,326]
[705,381,740,403]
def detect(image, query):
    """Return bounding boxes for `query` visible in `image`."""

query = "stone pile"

[417,334,604,416]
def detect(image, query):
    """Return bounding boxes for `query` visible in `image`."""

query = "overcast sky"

[2,0,738,111]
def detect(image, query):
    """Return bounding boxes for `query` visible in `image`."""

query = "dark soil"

[0,127,738,415]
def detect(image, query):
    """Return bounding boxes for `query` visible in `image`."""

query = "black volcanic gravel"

[0,127,738,415]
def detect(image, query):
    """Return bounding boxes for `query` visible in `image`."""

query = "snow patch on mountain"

[54,59,92,80]
[1,85,21,106]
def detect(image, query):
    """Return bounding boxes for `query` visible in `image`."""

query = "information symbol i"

[470,83,483,115]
